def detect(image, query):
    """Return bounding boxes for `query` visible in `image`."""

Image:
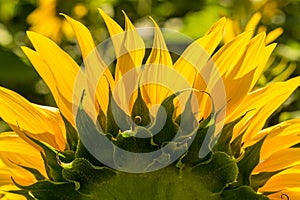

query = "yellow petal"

[200,17,226,55]
[146,17,172,67]
[0,87,66,151]
[257,25,267,34]
[0,185,26,199]
[143,17,173,106]
[174,18,225,87]
[257,119,300,160]
[231,77,300,144]
[254,148,300,173]
[266,27,284,44]
[223,18,241,43]
[223,69,255,120]
[259,166,300,192]
[98,8,123,37]
[235,32,266,78]
[111,12,146,113]
[267,188,300,200]
[0,162,14,186]
[97,8,123,74]
[213,31,252,77]
[62,14,115,115]
[21,47,59,103]
[26,31,79,126]
[0,132,46,186]
[250,43,277,89]
[114,11,145,82]
[245,12,262,32]
[62,14,96,59]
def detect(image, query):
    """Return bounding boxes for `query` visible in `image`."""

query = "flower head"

[0,9,299,199]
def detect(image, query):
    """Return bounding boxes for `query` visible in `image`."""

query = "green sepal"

[192,152,238,193]
[229,111,255,158]
[11,179,86,200]
[250,170,282,192]
[182,91,218,165]
[235,136,267,186]
[154,91,199,168]
[76,99,116,168]
[230,130,245,158]
[106,90,132,137]
[213,114,245,155]
[150,93,179,145]
[64,117,79,152]
[97,108,107,132]
[131,87,151,126]
[181,115,215,165]
[24,134,65,182]
[62,158,116,195]
[177,91,198,134]
[221,185,269,200]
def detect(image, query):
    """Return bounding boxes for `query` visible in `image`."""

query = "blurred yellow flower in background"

[27,0,88,43]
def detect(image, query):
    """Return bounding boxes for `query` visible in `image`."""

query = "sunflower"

[0,9,300,199]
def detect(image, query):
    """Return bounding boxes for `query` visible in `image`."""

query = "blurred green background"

[0,0,300,132]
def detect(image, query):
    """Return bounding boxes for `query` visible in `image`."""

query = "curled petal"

[0,87,66,151]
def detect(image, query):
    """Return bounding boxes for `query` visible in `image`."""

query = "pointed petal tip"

[26,31,46,42]
[148,16,159,28]
[20,46,29,52]
[59,13,69,20]
[26,30,35,38]
[97,8,107,16]
[26,31,40,44]
[253,12,262,19]
[121,10,126,15]
[252,31,266,43]
[219,17,227,24]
